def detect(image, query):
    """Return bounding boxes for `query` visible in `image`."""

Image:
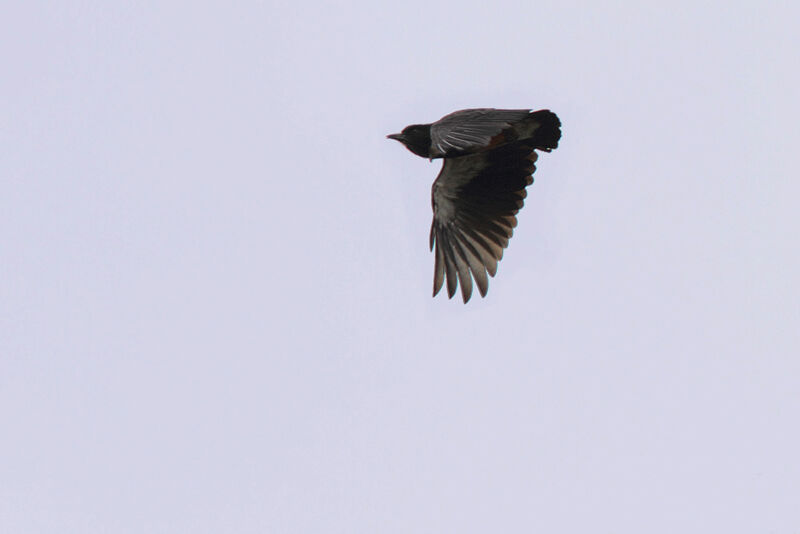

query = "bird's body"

[388,108,561,303]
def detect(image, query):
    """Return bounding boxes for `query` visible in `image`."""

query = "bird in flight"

[387,108,561,303]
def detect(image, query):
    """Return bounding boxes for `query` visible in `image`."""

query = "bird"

[387,108,561,303]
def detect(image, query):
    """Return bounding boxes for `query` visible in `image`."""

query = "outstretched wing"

[429,140,540,303]
[429,108,531,157]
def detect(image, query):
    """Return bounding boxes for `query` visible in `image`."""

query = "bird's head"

[387,124,432,158]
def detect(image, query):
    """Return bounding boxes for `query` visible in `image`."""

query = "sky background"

[2,1,800,532]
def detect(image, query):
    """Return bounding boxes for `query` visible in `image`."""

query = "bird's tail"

[526,109,561,152]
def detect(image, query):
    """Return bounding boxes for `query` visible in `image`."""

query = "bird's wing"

[429,108,531,156]
[429,139,540,303]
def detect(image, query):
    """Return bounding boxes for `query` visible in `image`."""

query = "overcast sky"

[2,2,799,533]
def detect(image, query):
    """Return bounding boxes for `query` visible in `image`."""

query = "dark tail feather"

[528,109,561,151]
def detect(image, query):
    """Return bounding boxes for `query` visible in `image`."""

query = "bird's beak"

[386,133,404,141]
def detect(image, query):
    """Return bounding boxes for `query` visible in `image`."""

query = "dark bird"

[387,108,561,303]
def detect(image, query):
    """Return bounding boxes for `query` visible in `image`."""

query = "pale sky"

[2,2,799,533]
